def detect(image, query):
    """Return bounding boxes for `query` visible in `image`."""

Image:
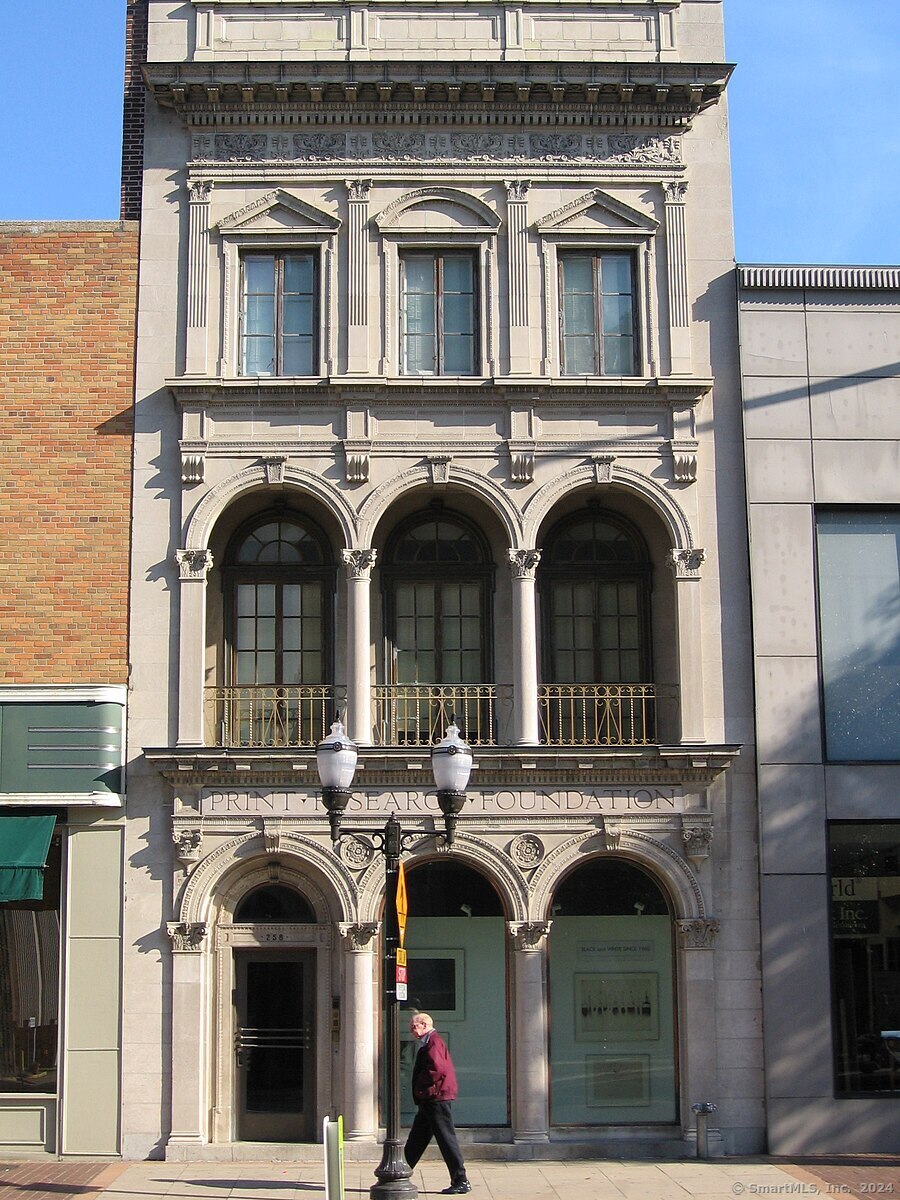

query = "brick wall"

[0,223,138,684]
[121,0,148,221]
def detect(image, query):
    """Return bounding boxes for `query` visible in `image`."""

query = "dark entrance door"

[234,950,315,1141]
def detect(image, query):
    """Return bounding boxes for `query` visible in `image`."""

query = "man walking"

[404,1012,471,1195]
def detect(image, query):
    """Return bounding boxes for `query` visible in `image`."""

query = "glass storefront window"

[830,823,900,1095]
[0,839,60,1094]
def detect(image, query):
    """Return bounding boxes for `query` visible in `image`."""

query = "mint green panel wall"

[549,915,675,1124]
[401,916,508,1125]
[0,703,123,795]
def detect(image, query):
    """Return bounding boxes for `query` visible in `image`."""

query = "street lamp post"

[316,717,473,1200]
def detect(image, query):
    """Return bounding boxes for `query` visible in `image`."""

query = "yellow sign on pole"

[396,860,408,948]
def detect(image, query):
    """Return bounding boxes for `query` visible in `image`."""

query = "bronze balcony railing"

[373,684,501,746]
[206,686,344,748]
[538,684,658,746]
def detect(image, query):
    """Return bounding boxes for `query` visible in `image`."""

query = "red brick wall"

[0,223,138,684]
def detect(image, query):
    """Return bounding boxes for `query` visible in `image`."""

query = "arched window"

[234,885,316,923]
[380,508,494,743]
[540,509,653,744]
[221,512,335,746]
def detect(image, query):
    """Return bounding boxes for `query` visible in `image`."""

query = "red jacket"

[411,1031,458,1102]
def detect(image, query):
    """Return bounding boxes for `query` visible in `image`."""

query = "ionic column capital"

[508,921,552,951]
[176,548,214,581]
[342,548,377,580]
[338,922,380,951]
[508,549,541,580]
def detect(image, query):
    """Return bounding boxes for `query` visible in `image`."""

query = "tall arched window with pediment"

[220,512,335,746]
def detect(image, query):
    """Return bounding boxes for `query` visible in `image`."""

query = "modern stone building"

[0,222,137,1154]
[738,265,900,1154]
[125,0,761,1160]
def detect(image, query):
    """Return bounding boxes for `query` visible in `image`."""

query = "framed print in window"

[575,972,658,1042]
[405,949,465,1019]
[586,1055,651,1107]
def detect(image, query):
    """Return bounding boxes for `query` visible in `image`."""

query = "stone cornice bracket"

[601,819,624,852]
[262,820,284,855]
[262,455,287,484]
[508,548,542,580]
[342,548,377,580]
[343,442,372,484]
[508,921,552,951]
[676,918,720,950]
[592,453,616,484]
[338,921,380,951]
[428,455,452,485]
[173,827,202,871]
[507,442,536,483]
[176,548,214,581]
[668,547,705,579]
[670,439,699,484]
[181,451,205,486]
[166,921,208,953]
[680,813,713,862]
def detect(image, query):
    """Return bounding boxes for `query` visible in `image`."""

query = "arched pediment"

[217,188,342,235]
[536,188,658,236]
[375,187,501,234]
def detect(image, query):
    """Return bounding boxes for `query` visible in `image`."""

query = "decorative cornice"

[738,264,900,292]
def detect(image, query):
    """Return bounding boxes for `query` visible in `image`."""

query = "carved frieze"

[191,131,683,168]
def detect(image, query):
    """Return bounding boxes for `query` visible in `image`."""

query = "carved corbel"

[508,921,552,951]
[181,452,205,486]
[338,922,380,950]
[172,827,202,870]
[675,918,720,950]
[670,440,699,484]
[507,442,536,483]
[343,442,372,484]
[681,814,713,862]
[601,819,623,852]
[166,921,208,953]
[262,821,284,855]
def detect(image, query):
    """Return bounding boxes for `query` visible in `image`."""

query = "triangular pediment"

[536,188,658,235]
[217,189,341,234]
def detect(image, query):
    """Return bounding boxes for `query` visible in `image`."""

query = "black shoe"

[441,1183,471,1195]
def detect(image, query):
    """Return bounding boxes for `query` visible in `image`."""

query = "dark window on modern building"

[816,510,900,761]
[400,252,477,375]
[830,822,900,1095]
[241,252,318,376]
[559,250,638,376]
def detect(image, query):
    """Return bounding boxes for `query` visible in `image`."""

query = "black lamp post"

[316,717,473,1200]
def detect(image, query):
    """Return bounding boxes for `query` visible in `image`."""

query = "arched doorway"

[548,859,676,1124]
[227,882,320,1142]
[400,861,508,1125]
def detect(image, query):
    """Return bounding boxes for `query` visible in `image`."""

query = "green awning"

[0,816,56,902]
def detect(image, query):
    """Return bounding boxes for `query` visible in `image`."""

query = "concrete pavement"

[4,1155,895,1200]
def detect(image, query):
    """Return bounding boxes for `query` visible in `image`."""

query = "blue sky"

[0,0,897,264]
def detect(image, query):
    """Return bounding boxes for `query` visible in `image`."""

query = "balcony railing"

[206,686,343,749]
[373,685,501,746]
[538,684,657,746]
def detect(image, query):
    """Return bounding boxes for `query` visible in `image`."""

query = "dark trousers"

[405,1100,467,1183]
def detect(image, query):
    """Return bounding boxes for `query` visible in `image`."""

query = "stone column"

[675,919,723,1153]
[664,181,692,375]
[175,549,214,747]
[506,180,531,374]
[669,548,705,743]
[338,922,379,1139]
[509,921,552,1142]
[186,181,212,375]
[165,922,208,1153]
[508,550,541,746]
[346,180,372,374]
[342,549,377,745]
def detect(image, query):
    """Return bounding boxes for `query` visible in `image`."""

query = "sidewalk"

[3,1156,900,1200]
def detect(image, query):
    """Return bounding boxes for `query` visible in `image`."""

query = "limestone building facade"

[0,222,137,1154]
[126,0,761,1159]
[738,266,900,1154]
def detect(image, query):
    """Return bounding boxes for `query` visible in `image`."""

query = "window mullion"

[274,255,284,375]
[435,254,444,375]
[593,254,603,375]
